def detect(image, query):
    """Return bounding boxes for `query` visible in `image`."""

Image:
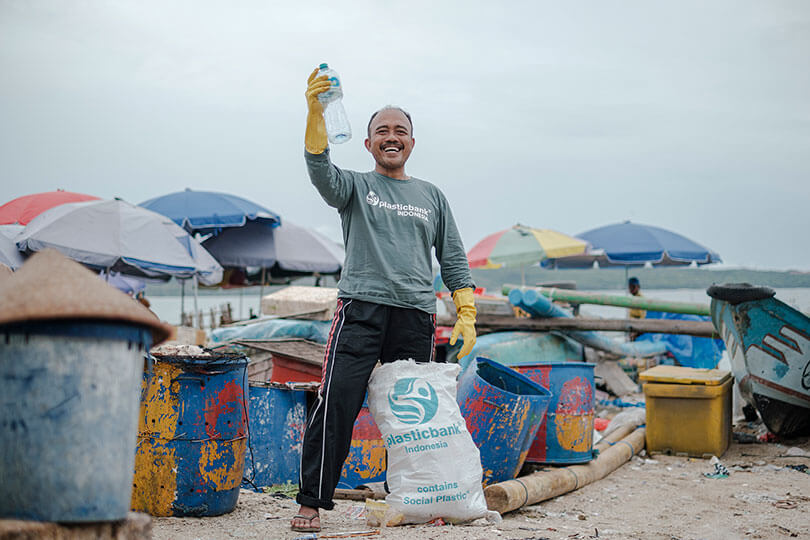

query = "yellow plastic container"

[639,366,732,458]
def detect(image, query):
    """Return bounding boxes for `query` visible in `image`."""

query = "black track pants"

[296,298,437,510]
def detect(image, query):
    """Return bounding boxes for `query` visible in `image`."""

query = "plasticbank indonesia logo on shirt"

[388,377,439,425]
[366,190,431,222]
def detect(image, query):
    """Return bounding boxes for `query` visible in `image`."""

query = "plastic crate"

[640,365,732,458]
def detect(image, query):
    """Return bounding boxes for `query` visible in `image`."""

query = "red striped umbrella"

[0,190,100,225]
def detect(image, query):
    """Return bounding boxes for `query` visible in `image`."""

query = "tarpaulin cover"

[209,318,332,344]
[636,311,725,368]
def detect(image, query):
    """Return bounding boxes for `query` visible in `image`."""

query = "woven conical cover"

[0,249,171,344]
[0,263,12,284]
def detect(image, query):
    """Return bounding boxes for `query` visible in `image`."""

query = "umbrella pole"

[180,279,185,324]
[624,266,628,291]
[193,275,199,327]
[259,267,266,315]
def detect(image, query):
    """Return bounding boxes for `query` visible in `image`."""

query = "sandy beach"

[151,432,810,540]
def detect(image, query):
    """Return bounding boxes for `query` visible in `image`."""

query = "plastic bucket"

[457,357,552,485]
[0,321,151,522]
[242,382,307,489]
[132,352,248,517]
[337,396,386,489]
[512,362,595,464]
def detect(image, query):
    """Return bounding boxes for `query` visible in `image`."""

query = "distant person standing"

[627,276,645,341]
[627,277,645,319]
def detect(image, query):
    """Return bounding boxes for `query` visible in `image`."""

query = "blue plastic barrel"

[457,357,552,486]
[132,352,248,517]
[0,321,152,522]
[512,362,595,464]
[242,382,307,489]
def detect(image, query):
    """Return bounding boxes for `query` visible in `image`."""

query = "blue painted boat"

[708,284,810,437]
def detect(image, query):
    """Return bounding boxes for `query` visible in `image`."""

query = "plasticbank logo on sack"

[386,377,464,452]
[388,377,438,425]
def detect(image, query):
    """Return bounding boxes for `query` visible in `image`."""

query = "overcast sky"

[1,1,808,270]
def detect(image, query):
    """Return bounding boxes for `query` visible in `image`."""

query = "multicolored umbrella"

[467,224,589,269]
[0,190,100,225]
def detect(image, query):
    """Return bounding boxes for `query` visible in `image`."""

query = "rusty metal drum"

[242,382,307,489]
[132,352,248,516]
[337,396,387,489]
[0,321,152,522]
[457,357,552,485]
[511,362,595,464]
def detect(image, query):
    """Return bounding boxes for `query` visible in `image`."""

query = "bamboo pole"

[484,427,646,514]
[436,314,716,337]
[502,285,710,316]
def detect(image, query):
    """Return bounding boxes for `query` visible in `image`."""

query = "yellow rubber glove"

[304,67,332,154]
[449,287,477,360]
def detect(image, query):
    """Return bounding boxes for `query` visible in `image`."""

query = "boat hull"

[710,291,810,437]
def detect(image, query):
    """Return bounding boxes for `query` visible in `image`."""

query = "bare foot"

[290,505,320,532]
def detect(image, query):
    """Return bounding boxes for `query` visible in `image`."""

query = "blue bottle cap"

[319,63,328,69]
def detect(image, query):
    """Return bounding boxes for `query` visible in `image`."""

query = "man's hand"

[449,287,477,360]
[305,67,332,154]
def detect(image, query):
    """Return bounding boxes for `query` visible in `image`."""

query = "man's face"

[629,283,640,295]
[364,109,414,173]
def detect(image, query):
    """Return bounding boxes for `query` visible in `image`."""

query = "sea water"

[146,287,810,327]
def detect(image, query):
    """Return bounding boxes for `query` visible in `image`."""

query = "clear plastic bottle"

[317,63,352,144]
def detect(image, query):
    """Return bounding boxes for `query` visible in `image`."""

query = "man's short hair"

[367,106,413,137]
[628,277,640,287]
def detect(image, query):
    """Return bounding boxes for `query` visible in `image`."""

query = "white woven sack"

[367,359,496,524]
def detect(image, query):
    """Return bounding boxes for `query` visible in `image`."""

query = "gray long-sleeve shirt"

[306,150,474,313]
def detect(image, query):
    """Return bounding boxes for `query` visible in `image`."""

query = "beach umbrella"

[0,190,100,225]
[202,220,344,277]
[0,228,24,270]
[16,199,223,285]
[467,224,588,285]
[468,224,589,269]
[139,188,281,235]
[99,270,147,296]
[551,221,721,269]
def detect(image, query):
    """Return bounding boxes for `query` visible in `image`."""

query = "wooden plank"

[594,361,639,396]
[437,314,717,337]
[235,338,325,366]
[0,512,151,540]
[333,488,380,501]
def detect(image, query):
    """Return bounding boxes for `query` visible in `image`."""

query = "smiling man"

[290,68,477,533]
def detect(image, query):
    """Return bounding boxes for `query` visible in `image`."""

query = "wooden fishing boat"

[708,283,810,437]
